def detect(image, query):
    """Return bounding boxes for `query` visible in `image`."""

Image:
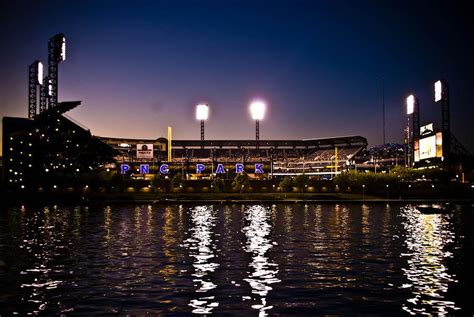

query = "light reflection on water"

[399,206,460,315]
[182,205,220,314]
[0,203,472,315]
[242,205,280,316]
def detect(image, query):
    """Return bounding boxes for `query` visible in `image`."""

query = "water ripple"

[399,205,460,315]
[242,205,280,316]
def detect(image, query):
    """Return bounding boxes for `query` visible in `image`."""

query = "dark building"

[2,103,117,192]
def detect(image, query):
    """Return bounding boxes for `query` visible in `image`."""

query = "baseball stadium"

[2,34,472,194]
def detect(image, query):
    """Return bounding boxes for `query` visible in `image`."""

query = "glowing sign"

[414,140,420,162]
[420,123,433,136]
[136,144,153,159]
[406,95,415,115]
[121,164,130,174]
[419,135,436,160]
[235,163,244,173]
[120,163,265,175]
[139,164,149,174]
[159,164,169,174]
[196,164,205,173]
[215,164,225,174]
[435,132,443,158]
[435,80,442,102]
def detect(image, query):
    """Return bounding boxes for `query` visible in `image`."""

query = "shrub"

[211,177,225,193]
[279,176,294,192]
[232,172,250,192]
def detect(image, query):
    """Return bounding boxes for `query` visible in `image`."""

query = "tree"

[294,174,309,192]
[151,174,166,194]
[171,173,184,191]
[279,176,294,192]
[211,177,225,193]
[108,172,124,193]
[232,172,250,192]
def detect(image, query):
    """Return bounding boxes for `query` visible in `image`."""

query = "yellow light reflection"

[400,206,460,315]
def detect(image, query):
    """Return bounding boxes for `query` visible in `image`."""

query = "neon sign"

[120,163,265,175]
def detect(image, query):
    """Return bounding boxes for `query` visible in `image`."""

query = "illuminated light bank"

[120,163,264,175]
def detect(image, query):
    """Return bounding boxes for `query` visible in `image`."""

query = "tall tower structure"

[28,61,43,119]
[435,80,450,160]
[406,94,420,167]
[47,33,66,109]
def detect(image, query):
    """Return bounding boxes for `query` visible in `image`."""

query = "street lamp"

[250,100,266,148]
[196,103,209,145]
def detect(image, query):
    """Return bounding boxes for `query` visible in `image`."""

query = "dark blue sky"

[1,0,473,152]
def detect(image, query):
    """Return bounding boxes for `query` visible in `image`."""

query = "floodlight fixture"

[406,95,415,115]
[250,100,266,145]
[250,100,265,120]
[61,37,66,62]
[37,62,43,85]
[196,103,209,143]
[435,80,442,102]
[196,103,209,120]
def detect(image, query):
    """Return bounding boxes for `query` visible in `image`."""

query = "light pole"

[406,94,419,168]
[250,100,266,149]
[435,80,450,161]
[362,184,365,201]
[196,103,209,148]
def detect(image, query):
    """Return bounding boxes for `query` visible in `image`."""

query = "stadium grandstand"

[100,135,368,177]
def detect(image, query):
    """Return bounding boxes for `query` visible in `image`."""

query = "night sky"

[1,0,473,154]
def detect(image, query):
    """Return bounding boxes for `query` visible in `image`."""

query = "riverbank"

[1,191,473,206]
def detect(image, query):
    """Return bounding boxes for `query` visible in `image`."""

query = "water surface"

[0,203,473,315]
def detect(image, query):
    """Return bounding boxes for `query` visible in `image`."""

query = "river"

[0,203,472,315]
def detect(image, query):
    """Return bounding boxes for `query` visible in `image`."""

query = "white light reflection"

[399,206,460,315]
[242,205,280,316]
[183,206,219,314]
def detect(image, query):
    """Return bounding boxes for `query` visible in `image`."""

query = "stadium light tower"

[47,33,66,109]
[434,79,450,159]
[406,94,420,167]
[28,61,44,119]
[196,103,209,147]
[250,100,265,148]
